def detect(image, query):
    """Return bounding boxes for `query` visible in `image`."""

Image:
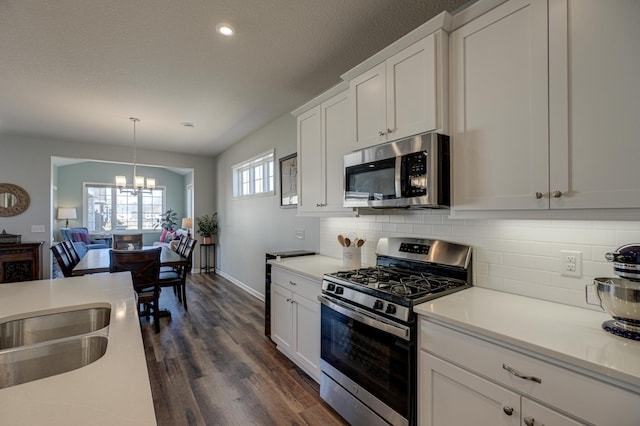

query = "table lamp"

[182,218,192,237]
[57,208,77,228]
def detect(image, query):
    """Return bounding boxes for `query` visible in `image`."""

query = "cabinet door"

[451,0,549,210]
[297,105,323,213]
[522,398,585,426]
[350,62,387,149]
[270,283,293,353]
[549,0,640,208]
[322,90,352,212]
[420,352,520,426]
[292,294,321,382]
[387,32,439,141]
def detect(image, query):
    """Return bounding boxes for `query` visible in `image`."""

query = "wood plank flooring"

[140,272,348,426]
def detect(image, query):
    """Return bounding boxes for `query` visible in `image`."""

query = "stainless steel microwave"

[344,132,450,209]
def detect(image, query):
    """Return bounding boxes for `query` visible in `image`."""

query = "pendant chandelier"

[115,117,156,195]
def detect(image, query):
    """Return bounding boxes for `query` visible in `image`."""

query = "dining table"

[72,246,189,276]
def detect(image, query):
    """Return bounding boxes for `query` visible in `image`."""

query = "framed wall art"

[279,153,298,207]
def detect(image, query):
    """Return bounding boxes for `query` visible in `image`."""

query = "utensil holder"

[342,246,361,268]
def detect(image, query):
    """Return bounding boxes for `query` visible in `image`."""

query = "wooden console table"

[0,242,43,283]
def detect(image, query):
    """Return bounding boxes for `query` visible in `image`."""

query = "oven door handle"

[318,294,410,341]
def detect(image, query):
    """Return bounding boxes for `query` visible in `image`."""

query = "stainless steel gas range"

[318,237,472,426]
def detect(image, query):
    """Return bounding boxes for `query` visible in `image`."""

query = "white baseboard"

[204,269,265,303]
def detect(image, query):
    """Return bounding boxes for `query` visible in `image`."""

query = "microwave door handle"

[395,155,402,198]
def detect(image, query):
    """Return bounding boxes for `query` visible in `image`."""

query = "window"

[83,183,165,232]
[232,150,274,198]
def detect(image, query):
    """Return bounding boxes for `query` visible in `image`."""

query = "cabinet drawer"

[420,319,640,426]
[271,267,321,302]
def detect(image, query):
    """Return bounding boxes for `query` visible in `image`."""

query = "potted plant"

[196,213,218,244]
[155,209,178,231]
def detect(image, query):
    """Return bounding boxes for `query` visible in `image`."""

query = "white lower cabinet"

[421,352,582,426]
[270,266,321,382]
[418,319,640,426]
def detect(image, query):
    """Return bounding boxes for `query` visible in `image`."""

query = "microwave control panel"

[401,151,427,197]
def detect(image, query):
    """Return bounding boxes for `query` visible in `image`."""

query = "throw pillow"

[160,229,169,243]
[72,232,90,244]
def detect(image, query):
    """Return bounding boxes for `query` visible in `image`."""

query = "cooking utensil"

[337,235,345,247]
[586,278,640,329]
[356,238,365,247]
[605,244,640,281]
[344,237,351,247]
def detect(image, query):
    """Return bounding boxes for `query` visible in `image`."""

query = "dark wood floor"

[140,272,348,426]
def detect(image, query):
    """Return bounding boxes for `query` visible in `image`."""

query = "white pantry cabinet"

[349,31,447,150]
[295,89,353,214]
[418,319,640,426]
[270,266,321,382]
[452,0,640,211]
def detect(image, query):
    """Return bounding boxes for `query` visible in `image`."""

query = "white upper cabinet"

[452,0,640,211]
[295,86,353,214]
[349,31,448,150]
[451,0,549,211]
[548,0,640,209]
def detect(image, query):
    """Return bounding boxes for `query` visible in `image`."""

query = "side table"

[200,243,216,274]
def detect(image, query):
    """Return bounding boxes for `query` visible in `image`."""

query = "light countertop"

[415,287,640,390]
[0,273,156,425]
[268,254,346,281]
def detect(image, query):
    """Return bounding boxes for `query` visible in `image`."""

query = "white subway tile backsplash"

[320,216,640,310]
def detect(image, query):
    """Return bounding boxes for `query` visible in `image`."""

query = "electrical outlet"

[560,250,582,277]
[295,229,305,240]
[31,225,45,233]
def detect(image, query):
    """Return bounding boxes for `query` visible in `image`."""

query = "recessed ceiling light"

[216,23,235,36]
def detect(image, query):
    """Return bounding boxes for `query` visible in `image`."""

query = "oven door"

[318,294,414,425]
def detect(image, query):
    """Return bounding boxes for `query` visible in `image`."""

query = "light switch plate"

[295,229,305,240]
[31,225,45,233]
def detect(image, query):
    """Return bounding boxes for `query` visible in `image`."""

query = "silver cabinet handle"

[286,298,292,302]
[524,417,535,426]
[502,364,542,383]
[535,192,543,199]
[386,128,393,134]
[289,280,297,286]
[316,203,326,207]
[503,406,514,416]
[552,190,563,198]
[378,130,386,136]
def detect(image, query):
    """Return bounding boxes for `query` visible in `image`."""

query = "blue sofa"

[60,227,109,257]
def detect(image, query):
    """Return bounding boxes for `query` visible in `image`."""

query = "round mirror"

[0,183,30,217]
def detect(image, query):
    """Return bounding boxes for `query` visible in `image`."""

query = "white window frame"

[232,150,275,199]
[82,182,166,233]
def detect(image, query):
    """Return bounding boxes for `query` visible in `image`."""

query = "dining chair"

[51,243,75,278]
[158,237,197,310]
[112,233,144,250]
[61,240,82,266]
[110,248,162,332]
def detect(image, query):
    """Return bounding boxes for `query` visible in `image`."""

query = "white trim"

[212,269,265,302]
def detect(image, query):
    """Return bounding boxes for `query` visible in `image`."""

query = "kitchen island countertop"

[415,287,640,391]
[0,272,156,425]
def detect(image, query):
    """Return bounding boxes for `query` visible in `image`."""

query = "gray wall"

[214,113,320,299]
[0,133,216,278]
[56,161,190,245]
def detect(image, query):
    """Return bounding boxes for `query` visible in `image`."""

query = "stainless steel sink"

[0,306,111,350]
[0,335,108,389]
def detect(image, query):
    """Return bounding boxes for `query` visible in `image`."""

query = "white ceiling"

[0,0,469,156]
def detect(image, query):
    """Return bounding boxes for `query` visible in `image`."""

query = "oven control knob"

[385,304,396,314]
[326,283,335,292]
[335,286,344,295]
[373,300,384,310]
